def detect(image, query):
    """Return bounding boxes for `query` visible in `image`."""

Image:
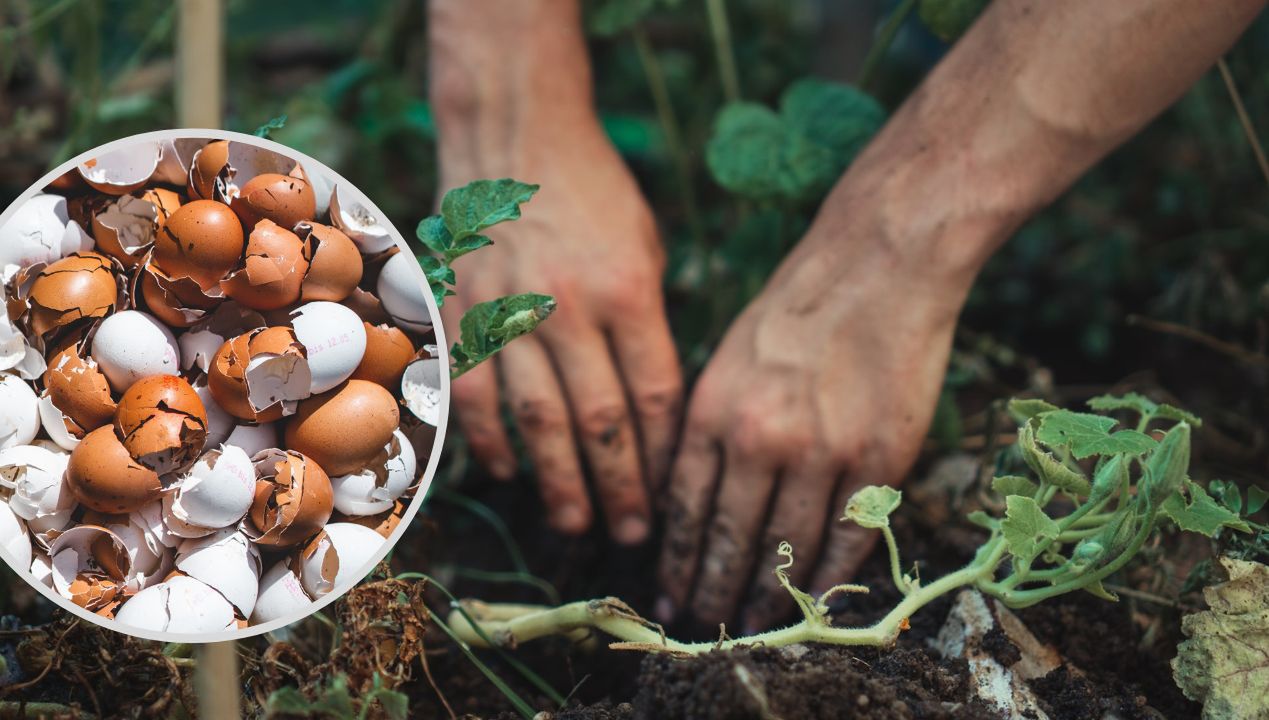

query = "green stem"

[880,526,909,594]
[857,0,917,90]
[705,0,741,103]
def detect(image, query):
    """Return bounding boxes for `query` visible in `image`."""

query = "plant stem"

[1216,57,1269,190]
[705,0,741,103]
[857,0,917,90]
[879,526,909,593]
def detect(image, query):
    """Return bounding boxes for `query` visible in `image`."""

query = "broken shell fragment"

[66,425,165,514]
[49,524,131,611]
[0,375,41,450]
[90,195,158,268]
[330,185,394,253]
[295,222,362,302]
[221,220,310,310]
[186,140,229,200]
[152,138,204,186]
[114,574,237,634]
[114,375,209,474]
[78,142,160,196]
[139,187,184,229]
[176,529,261,616]
[40,344,117,448]
[247,449,333,548]
[401,356,443,427]
[0,501,32,570]
[224,421,278,458]
[27,252,118,337]
[140,264,223,329]
[336,499,406,540]
[351,322,414,390]
[90,310,181,391]
[285,379,399,476]
[330,430,416,516]
[251,559,312,625]
[208,326,311,423]
[376,251,432,332]
[0,195,94,280]
[105,516,171,592]
[0,443,75,533]
[165,445,255,533]
[298,523,386,599]
[190,377,235,448]
[290,301,366,394]
[230,172,316,231]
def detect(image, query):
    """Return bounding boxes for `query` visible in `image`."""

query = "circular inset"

[0,131,449,642]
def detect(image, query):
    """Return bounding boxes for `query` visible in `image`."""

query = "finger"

[655,423,721,621]
[689,449,779,628]
[549,327,649,545]
[809,479,884,597]
[500,338,592,535]
[741,460,840,634]
[608,304,683,497]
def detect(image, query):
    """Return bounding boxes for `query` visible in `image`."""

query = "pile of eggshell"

[0,137,443,635]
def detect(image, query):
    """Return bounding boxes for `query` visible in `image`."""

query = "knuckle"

[633,384,683,421]
[576,403,630,444]
[513,397,569,435]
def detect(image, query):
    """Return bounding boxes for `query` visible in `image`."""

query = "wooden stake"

[176,0,223,128]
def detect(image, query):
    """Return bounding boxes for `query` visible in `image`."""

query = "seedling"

[448,394,1249,655]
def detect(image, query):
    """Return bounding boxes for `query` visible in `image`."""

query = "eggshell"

[152,138,205,186]
[376,251,432,332]
[153,200,245,289]
[140,264,223,328]
[296,222,362,302]
[251,560,312,624]
[41,344,116,446]
[133,500,185,549]
[224,422,278,458]
[90,310,181,391]
[221,220,310,310]
[401,357,443,426]
[90,195,157,267]
[330,429,416,516]
[230,173,316,231]
[187,140,229,200]
[350,322,414,390]
[27,252,118,337]
[29,551,53,586]
[336,499,405,539]
[49,524,131,611]
[0,444,75,533]
[208,327,311,422]
[0,195,94,280]
[106,516,170,591]
[66,426,164,514]
[176,528,260,615]
[114,375,208,474]
[247,449,333,548]
[298,523,385,599]
[285,380,399,476]
[140,187,184,229]
[0,300,44,379]
[78,142,160,195]
[0,375,41,449]
[166,445,255,532]
[0,501,32,570]
[290,301,367,394]
[190,378,235,448]
[114,574,237,634]
[330,185,394,253]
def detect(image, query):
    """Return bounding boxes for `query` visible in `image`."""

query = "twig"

[1217,58,1269,191]
[1102,583,1182,609]
[705,0,741,103]
[1126,314,1269,367]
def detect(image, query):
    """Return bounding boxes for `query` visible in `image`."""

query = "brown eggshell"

[349,322,414,390]
[187,140,229,200]
[208,326,307,422]
[28,252,118,337]
[284,379,399,476]
[90,196,158,268]
[114,375,209,474]
[221,220,310,310]
[248,449,333,548]
[140,263,224,328]
[230,172,316,230]
[336,499,405,539]
[153,200,245,290]
[66,426,165,514]
[296,222,363,302]
[43,344,117,437]
[140,187,184,229]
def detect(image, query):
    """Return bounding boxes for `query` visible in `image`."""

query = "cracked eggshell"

[27,252,119,337]
[251,559,312,625]
[106,516,171,591]
[0,195,93,279]
[337,499,406,539]
[166,445,255,533]
[40,344,116,449]
[290,301,366,394]
[285,379,399,476]
[208,326,311,423]
[224,422,278,458]
[152,138,205,186]
[90,195,158,268]
[298,523,385,599]
[295,222,362,302]
[178,301,267,374]
[0,501,32,570]
[30,551,52,586]
[330,429,416,516]
[190,378,235,448]
[176,528,260,616]
[230,172,316,231]
[221,220,310,310]
[49,524,131,612]
[114,375,208,474]
[187,140,229,200]
[153,200,246,290]
[376,251,432,332]
[401,356,442,427]
[77,142,160,196]
[133,501,184,549]
[330,185,394,253]
[140,263,223,329]
[0,443,75,533]
[350,322,414,390]
[247,449,333,548]
[114,574,237,634]
[66,425,164,514]
[140,187,184,230]
[90,310,181,391]
[0,302,45,379]
[0,375,40,450]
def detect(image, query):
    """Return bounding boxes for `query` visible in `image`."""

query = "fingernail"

[489,459,515,480]
[654,596,676,623]
[614,515,649,545]
[553,505,588,534]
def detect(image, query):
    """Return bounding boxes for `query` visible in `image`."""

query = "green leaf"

[1087,392,1158,417]
[1155,403,1202,427]
[440,179,539,243]
[446,233,495,262]
[779,78,884,172]
[706,102,836,202]
[451,293,557,378]
[417,256,455,307]
[587,0,657,36]
[1210,479,1243,514]
[1082,579,1119,602]
[1162,481,1252,537]
[1172,557,1269,720]
[1007,398,1059,424]
[265,686,312,716]
[1248,486,1269,515]
[918,0,991,41]
[841,485,902,529]
[1001,495,1061,565]
[416,215,452,255]
[1142,423,1191,509]
[1036,410,1156,459]
[1018,423,1091,496]
[991,475,1039,499]
[253,114,288,138]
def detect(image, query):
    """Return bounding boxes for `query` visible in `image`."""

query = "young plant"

[447,394,1250,655]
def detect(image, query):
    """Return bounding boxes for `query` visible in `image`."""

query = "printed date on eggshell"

[0,130,448,642]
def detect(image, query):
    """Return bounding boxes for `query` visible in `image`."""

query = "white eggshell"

[115,575,237,634]
[299,523,385,599]
[376,252,432,332]
[290,302,367,394]
[0,195,92,279]
[29,551,52,586]
[106,518,169,591]
[179,328,225,374]
[49,525,131,600]
[401,357,442,427]
[152,138,205,185]
[78,141,161,193]
[176,529,261,616]
[133,501,185,549]
[191,379,235,447]
[251,560,313,625]
[0,375,40,450]
[330,430,416,516]
[0,501,32,570]
[330,185,394,253]
[91,311,181,391]
[224,423,278,458]
[0,444,75,533]
[168,446,256,531]
[0,301,45,379]
[37,393,79,451]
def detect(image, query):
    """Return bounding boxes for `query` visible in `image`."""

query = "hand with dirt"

[429,0,682,544]
[657,0,1268,631]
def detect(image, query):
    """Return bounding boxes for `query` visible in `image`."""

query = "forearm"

[805,0,1265,291]
[428,0,600,179]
